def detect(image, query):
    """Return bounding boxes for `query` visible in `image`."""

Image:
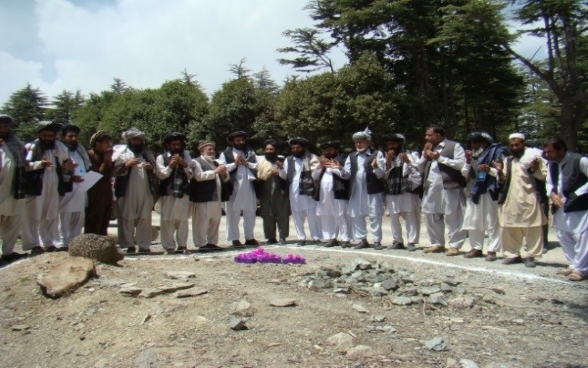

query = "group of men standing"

[0,114,586,282]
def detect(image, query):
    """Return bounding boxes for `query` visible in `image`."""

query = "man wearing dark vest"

[155,133,193,254]
[256,139,289,245]
[312,140,351,247]
[22,121,74,254]
[278,137,321,246]
[544,137,588,281]
[338,128,386,250]
[190,141,229,250]
[383,133,422,251]
[417,125,467,256]
[217,131,259,247]
[495,133,547,267]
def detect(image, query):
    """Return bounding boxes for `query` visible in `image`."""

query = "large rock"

[326,333,354,351]
[69,234,124,264]
[37,257,97,298]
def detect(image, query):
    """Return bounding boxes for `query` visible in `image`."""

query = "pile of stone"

[298,257,477,308]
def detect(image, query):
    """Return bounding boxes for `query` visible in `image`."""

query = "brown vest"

[424,140,466,190]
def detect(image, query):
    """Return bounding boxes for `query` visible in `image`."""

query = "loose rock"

[36,257,97,298]
[326,332,353,351]
[119,287,142,296]
[425,336,445,351]
[139,288,165,299]
[233,300,254,317]
[163,271,196,280]
[135,349,157,368]
[459,359,479,368]
[157,283,195,293]
[229,316,248,331]
[346,345,374,359]
[449,295,476,309]
[352,304,369,313]
[391,296,412,306]
[176,289,208,298]
[270,299,297,307]
[11,325,29,331]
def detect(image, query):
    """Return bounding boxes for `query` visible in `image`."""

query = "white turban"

[352,127,372,142]
[122,127,146,141]
[509,133,525,141]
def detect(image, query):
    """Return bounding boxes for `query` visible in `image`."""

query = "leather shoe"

[126,246,136,254]
[389,242,405,250]
[325,239,338,247]
[297,240,306,247]
[278,238,287,245]
[232,240,244,248]
[245,239,259,246]
[340,241,351,248]
[524,257,536,268]
[464,249,483,258]
[406,243,417,252]
[485,251,497,262]
[372,241,383,250]
[502,256,522,265]
[354,239,369,249]
[446,247,460,256]
[267,238,278,245]
[424,245,446,253]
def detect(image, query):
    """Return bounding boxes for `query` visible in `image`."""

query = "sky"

[0,0,544,106]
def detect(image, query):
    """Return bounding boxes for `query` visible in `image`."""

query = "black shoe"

[406,243,417,252]
[297,240,306,247]
[325,239,338,247]
[245,239,259,246]
[524,257,536,268]
[502,256,522,265]
[232,240,244,248]
[372,241,383,250]
[44,246,58,252]
[1,252,26,262]
[312,239,323,246]
[341,241,351,248]
[354,239,369,249]
[389,242,405,250]
[126,246,136,254]
[267,238,278,245]
[57,246,69,252]
[30,246,45,255]
[279,238,287,245]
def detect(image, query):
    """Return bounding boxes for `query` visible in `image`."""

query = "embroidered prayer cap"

[509,132,525,141]
[320,140,341,149]
[36,120,62,133]
[382,133,406,144]
[121,127,146,141]
[288,137,309,147]
[352,127,372,141]
[163,132,186,145]
[263,139,280,149]
[0,114,13,124]
[227,131,247,142]
[198,141,215,151]
[89,130,112,147]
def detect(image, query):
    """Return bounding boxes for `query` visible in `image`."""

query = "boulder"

[69,234,124,264]
[37,257,97,298]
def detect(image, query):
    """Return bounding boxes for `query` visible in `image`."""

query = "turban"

[36,120,62,133]
[122,127,146,141]
[288,137,309,147]
[509,133,525,141]
[198,141,215,151]
[0,114,13,124]
[320,140,341,149]
[163,132,185,145]
[352,127,372,142]
[467,132,494,144]
[382,133,406,144]
[62,123,81,135]
[263,139,280,149]
[227,131,247,142]
[89,130,112,147]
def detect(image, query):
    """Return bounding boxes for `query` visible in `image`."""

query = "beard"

[39,139,56,150]
[169,149,182,156]
[202,154,215,162]
[472,147,484,159]
[356,147,368,153]
[129,143,143,154]
[511,149,524,159]
[324,153,336,159]
[293,151,305,159]
[264,152,277,161]
[234,143,247,151]
[65,142,78,151]
[0,131,9,140]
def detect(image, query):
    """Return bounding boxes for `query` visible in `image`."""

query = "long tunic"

[499,149,547,228]
[278,155,319,212]
[156,152,193,221]
[113,147,153,220]
[341,150,385,218]
[191,157,226,219]
[85,150,114,235]
[312,167,347,217]
[385,152,421,214]
[217,148,257,212]
[0,144,22,216]
[461,158,499,230]
[60,149,88,213]
[257,157,289,218]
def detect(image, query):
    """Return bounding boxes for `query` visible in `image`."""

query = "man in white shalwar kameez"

[22,121,74,254]
[338,128,386,250]
[279,137,321,246]
[0,114,26,262]
[461,132,506,261]
[190,141,229,250]
[495,133,547,267]
[312,140,351,247]
[544,137,588,281]
[417,126,467,256]
[382,133,421,251]
[217,131,259,247]
[59,124,91,249]
[113,128,157,253]
[155,133,193,254]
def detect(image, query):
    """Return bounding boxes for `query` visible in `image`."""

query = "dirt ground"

[1,215,588,368]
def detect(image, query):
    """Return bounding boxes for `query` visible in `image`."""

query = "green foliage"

[1,84,48,142]
[46,90,85,125]
[277,28,335,72]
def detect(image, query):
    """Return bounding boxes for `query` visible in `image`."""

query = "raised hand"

[41,155,53,168]
[125,157,141,168]
[465,150,472,164]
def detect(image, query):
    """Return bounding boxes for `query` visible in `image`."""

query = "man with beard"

[278,137,321,246]
[59,124,90,249]
[22,121,74,254]
[190,141,228,250]
[113,127,157,253]
[256,139,289,245]
[417,125,467,256]
[338,128,386,250]
[461,132,506,261]
[0,114,27,262]
[156,133,193,254]
[495,133,547,267]
[383,133,421,252]
[85,131,115,236]
[544,137,588,281]
[217,131,259,247]
[312,140,351,247]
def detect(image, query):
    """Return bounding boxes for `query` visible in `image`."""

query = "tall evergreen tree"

[1,83,48,142]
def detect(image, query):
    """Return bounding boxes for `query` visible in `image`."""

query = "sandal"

[556,268,573,276]
[568,271,585,282]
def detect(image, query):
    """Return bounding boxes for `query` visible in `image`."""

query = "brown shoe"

[30,246,45,255]
[446,247,460,256]
[424,246,446,253]
[502,256,522,265]
[464,249,483,258]
[485,251,497,262]
[556,268,574,276]
[244,239,259,246]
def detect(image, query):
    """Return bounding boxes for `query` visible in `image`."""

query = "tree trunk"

[560,97,587,152]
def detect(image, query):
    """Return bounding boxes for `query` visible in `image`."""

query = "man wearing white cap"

[338,128,386,250]
[417,125,467,255]
[113,127,157,253]
[495,133,547,267]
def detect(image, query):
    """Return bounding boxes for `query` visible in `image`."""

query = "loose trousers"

[60,211,85,246]
[554,209,588,275]
[292,209,321,241]
[501,226,543,259]
[262,214,289,241]
[160,219,188,250]
[425,210,467,249]
[118,217,152,250]
[389,212,420,244]
[225,208,256,241]
[191,202,221,247]
[1,215,21,255]
[320,214,350,241]
[351,215,383,242]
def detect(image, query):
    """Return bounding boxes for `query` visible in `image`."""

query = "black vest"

[349,149,385,195]
[286,155,316,196]
[314,155,350,201]
[223,147,257,183]
[424,140,466,190]
[189,158,219,203]
[158,153,190,198]
[549,153,588,213]
[24,146,68,197]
